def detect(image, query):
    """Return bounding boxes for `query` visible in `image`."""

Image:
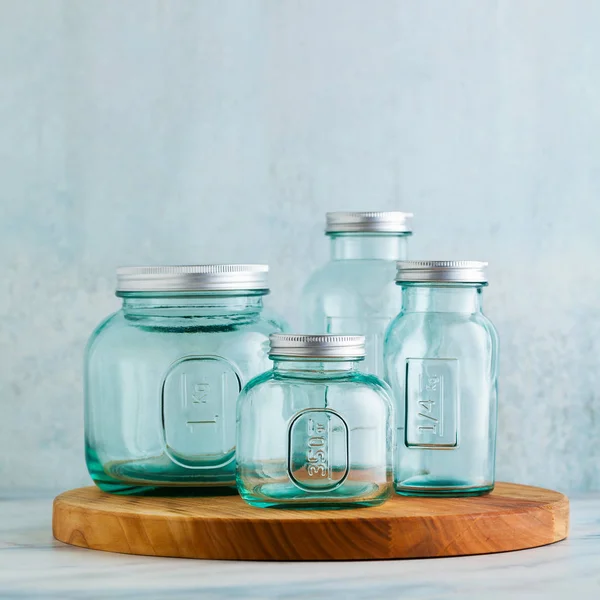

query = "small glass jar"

[236,334,394,508]
[85,265,286,494]
[384,261,499,497]
[302,211,412,377]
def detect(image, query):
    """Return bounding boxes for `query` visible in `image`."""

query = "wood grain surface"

[52,483,569,561]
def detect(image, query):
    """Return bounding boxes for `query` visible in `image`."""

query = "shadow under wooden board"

[52,482,569,561]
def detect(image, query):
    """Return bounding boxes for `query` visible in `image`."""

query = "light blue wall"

[1,0,599,492]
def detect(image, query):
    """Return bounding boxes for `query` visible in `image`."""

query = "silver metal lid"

[396,261,488,284]
[269,334,366,359]
[116,265,269,293]
[325,211,413,234]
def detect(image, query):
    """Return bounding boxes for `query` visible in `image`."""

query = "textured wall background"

[1,0,599,492]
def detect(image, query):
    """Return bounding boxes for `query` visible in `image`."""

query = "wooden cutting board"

[52,482,568,561]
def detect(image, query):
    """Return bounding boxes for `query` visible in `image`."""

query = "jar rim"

[325,211,413,234]
[269,334,366,359]
[116,264,269,293]
[116,289,269,298]
[396,260,488,284]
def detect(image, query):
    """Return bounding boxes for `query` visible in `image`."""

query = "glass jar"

[236,334,394,508]
[384,261,499,497]
[301,211,412,377]
[85,265,286,494]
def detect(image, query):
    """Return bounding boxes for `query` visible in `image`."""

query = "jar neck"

[120,292,265,317]
[401,284,484,313]
[329,233,410,260]
[272,357,361,376]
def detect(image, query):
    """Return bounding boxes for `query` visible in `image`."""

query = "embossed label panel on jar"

[405,358,459,448]
[161,356,242,468]
[287,409,349,492]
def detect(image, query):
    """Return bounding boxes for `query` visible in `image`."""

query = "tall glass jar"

[236,334,394,508]
[384,261,499,497]
[302,211,412,377]
[85,265,286,494]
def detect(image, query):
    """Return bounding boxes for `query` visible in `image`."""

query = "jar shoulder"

[260,304,290,332]
[302,261,401,327]
[240,370,393,403]
[385,311,499,352]
[85,310,124,355]
[85,308,283,362]
[303,259,398,296]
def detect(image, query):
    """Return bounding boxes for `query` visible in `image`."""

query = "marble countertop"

[0,493,598,599]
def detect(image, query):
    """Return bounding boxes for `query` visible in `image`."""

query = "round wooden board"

[53,483,569,561]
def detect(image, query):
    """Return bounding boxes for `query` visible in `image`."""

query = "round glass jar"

[85,265,286,494]
[301,211,413,377]
[384,261,499,497]
[236,334,394,508]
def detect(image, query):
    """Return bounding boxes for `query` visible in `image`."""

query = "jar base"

[238,479,392,509]
[396,478,494,498]
[86,447,237,495]
[93,480,239,497]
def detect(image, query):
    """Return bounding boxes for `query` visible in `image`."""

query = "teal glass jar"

[384,261,499,497]
[236,334,394,508]
[85,265,286,494]
[301,211,412,377]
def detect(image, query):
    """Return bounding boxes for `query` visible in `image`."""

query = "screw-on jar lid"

[325,211,413,234]
[396,261,488,284]
[116,265,269,293]
[269,334,366,359]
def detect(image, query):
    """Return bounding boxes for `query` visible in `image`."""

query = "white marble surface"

[0,494,597,599]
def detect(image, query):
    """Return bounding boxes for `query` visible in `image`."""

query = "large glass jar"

[85,265,286,494]
[301,211,412,377]
[384,261,499,497]
[237,334,394,508]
